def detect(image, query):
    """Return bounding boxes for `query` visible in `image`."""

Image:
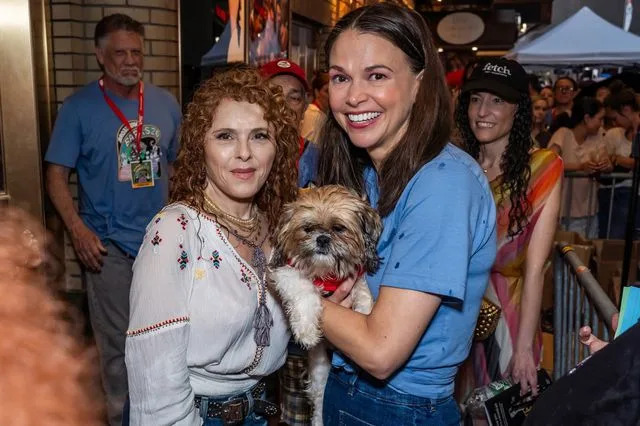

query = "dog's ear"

[359,202,383,274]
[269,201,296,268]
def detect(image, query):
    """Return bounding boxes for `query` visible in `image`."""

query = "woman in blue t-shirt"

[311,3,497,425]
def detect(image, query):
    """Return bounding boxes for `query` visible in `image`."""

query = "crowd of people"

[5,3,639,426]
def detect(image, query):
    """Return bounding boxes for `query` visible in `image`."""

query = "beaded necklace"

[199,199,273,373]
[203,195,259,236]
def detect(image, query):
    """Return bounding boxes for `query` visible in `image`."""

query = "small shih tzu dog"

[269,185,382,426]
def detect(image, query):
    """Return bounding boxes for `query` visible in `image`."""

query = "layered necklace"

[202,194,273,370]
[202,195,268,279]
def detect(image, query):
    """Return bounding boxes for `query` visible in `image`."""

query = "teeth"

[476,122,495,128]
[348,112,381,122]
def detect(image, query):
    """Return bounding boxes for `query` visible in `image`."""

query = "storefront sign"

[437,12,485,45]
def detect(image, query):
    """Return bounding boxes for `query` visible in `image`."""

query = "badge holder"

[130,159,155,188]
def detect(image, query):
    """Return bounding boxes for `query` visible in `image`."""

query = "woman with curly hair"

[455,59,563,401]
[125,67,299,425]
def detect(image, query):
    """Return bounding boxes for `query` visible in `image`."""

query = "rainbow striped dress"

[471,148,563,386]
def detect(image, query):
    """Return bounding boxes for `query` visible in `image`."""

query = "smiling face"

[467,91,518,145]
[328,30,421,164]
[203,99,276,212]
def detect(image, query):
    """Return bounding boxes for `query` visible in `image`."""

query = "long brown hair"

[317,3,452,216]
[170,68,299,231]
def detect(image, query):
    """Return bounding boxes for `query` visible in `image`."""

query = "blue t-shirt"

[45,81,181,257]
[333,143,497,399]
[298,141,319,188]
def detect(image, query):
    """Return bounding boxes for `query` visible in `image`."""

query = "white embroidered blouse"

[125,203,290,426]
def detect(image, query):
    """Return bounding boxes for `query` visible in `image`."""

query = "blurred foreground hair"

[0,207,102,426]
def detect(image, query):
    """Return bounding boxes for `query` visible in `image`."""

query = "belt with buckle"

[193,381,279,424]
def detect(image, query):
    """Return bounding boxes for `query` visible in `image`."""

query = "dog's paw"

[269,266,323,348]
[352,278,374,315]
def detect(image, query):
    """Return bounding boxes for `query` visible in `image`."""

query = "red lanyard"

[99,77,144,153]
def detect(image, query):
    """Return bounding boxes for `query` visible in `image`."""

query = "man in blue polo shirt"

[45,14,180,426]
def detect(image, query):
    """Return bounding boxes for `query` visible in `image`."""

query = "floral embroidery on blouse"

[151,231,162,246]
[177,244,189,270]
[209,250,222,269]
[177,213,188,230]
[240,267,251,290]
[126,316,190,337]
[194,268,205,280]
[213,224,259,290]
[153,212,165,224]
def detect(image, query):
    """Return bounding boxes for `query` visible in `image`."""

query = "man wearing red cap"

[260,59,315,425]
[260,59,319,189]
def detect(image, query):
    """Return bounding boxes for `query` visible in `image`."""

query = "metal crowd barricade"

[553,242,619,379]
[561,171,632,238]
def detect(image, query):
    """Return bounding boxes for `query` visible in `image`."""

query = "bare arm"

[47,164,82,232]
[614,155,635,170]
[322,286,441,380]
[549,144,595,172]
[511,175,562,395]
[46,164,106,271]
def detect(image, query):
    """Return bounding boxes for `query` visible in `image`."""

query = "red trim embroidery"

[151,231,162,246]
[126,316,190,337]
[177,213,188,230]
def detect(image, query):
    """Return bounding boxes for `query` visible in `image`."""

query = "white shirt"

[549,127,606,218]
[603,126,632,188]
[126,203,289,426]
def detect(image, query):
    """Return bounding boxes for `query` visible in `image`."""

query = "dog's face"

[271,185,382,279]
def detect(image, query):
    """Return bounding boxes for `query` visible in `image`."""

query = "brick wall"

[50,0,180,106]
[49,0,180,290]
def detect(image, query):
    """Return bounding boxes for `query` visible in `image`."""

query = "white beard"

[105,68,142,87]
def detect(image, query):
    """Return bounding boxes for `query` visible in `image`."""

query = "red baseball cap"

[260,59,310,92]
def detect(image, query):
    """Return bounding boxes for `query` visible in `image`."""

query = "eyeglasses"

[557,87,574,94]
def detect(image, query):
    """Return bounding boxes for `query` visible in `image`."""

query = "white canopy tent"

[505,7,640,66]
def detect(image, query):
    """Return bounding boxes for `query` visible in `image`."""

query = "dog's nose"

[316,235,331,248]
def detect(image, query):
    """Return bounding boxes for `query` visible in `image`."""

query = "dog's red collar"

[287,261,365,292]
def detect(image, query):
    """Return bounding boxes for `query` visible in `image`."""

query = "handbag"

[474,298,502,341]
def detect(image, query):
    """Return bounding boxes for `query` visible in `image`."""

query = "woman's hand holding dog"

[327,277,357,309]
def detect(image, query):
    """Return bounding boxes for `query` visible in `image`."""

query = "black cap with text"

[461,58,528,103]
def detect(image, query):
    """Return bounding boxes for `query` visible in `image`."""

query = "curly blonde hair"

[171,67,299,232]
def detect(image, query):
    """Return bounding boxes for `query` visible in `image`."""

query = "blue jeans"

[561,215,598,239]
[323,368,460,426]
[598,187,640,239]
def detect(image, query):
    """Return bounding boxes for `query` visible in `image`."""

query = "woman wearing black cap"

[455,59,564,404]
